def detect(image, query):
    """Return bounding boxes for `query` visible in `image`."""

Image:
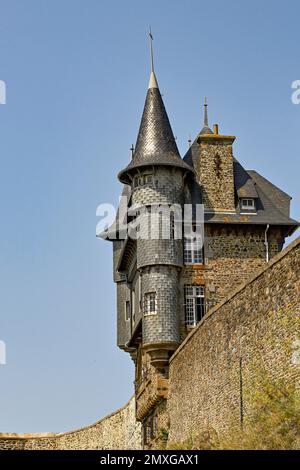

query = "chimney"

[197,125,236,213]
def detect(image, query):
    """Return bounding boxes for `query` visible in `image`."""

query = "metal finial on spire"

[204,97,208,127]
[199,97,213,135]
[148,27,158,89]
[118,35,195,184]
[149,27,154,72]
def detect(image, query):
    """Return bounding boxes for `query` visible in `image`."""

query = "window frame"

[144,175,153,184]
[132,289,136,325]
[170,212,175,240]
[133,174,154,189]
[184,237,204,265]
[144,292,157,317]
[240,198,255,210]
[125,300,131,322]
[143,413,157,445]
[184,285,206,327]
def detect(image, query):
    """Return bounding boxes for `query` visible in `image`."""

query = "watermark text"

[0,80,6,105]
[0,340,6,365]
[291,80,300,104]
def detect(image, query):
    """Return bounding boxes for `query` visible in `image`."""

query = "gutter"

[264,224,270,262]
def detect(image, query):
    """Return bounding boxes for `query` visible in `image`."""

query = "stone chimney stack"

[197,130,236,213]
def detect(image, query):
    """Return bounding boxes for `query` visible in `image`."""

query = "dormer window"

[240,198,255,210]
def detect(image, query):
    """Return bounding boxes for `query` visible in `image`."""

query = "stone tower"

[118,68,194,371]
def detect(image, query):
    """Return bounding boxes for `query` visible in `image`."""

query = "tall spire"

[118,33,194,184]
[204,96,208,127]
[199,97,213,135]
[148,27,158,89]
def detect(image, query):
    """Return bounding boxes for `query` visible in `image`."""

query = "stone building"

[0,45,299,452]
[102,51,299,447]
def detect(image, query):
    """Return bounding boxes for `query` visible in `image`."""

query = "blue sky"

[0,0,299,433]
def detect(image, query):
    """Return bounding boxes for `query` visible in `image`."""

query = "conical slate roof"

[199,125,213,135]
[118,72,193,184]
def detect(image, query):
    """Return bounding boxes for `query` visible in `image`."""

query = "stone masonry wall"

[167,236,300,444]
[203,224,283,305]
[0,397,142,450]
[198,137,236,212]
[131,168,184,206]
[178,224,283,333]
[1,237,298,450]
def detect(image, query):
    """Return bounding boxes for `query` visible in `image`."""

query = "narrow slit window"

[132,290,136,324]
[125,300,131,321]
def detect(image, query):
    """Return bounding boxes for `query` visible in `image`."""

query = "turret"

[118,37,194,371]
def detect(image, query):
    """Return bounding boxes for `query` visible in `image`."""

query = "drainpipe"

[264,224,270,262]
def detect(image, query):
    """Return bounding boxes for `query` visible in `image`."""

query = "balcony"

[135,369,168,422]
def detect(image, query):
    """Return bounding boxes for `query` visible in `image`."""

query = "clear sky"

[0,0,299,433]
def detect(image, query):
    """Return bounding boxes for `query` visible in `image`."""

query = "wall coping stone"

[0,396,135,440]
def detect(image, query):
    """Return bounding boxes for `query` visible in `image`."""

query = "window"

[241,198,255,210]
[170,213,175,240]
[125,301,130,321]
[143,413,158,445]
[135,210,140,233]
[184,285,205,326]
[132,290,136,324]
[145,175,153,184]
[144,292,157,316]
[184,237,204,264]
[160,210,175,240]
[133,174,153,188]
